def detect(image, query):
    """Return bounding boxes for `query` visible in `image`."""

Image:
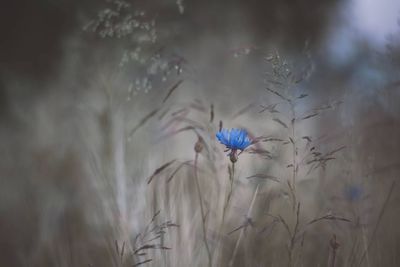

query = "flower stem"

[222,162,235,225]
[229,184,260,267]
[215,162,235,265]
[194,152,212,267]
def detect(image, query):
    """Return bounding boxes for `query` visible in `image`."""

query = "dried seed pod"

[194,136,204,153]
[330,234,340,250]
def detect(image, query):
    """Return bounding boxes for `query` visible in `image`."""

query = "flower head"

[216,128,252,151]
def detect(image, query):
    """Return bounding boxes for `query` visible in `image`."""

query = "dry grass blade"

[260,220,278,235]
[278,215,292,237]
[298,113,319,121]
[296,93,308,99]
[273,118,288,128]
[144,235,162,243]
[228,217,255,236]
[266,87,291,102]
[227,224,247,235]
[134,245,157,254]
[325,146,346,156]
[147,159,176,184]
[306,157,336,165]
[115,240,119,255]
[134,253,147,256]
[250,136,267,144]
[160,107,203,131]
[189,101,207,112]
[259,103,279,114]
[263,137,284,142]
[246,174,280,183]
[121,241,125,258]
[246,148,273,159]
[167,160,193,183]
[356,181,396,267]
[171,108,188,117]
[169,117,205,130]
[166,222,180,227]
[151,210,161,222]
[158,126,200,142]
[133,259,153,266]
[266,79,284,86]
[312,100,343,112]
[210,104,214,122]
[158,107,170,120]
[134,244,171,254]
[162,79,183,103]
[307,214,351,226]
[129,108,160,137]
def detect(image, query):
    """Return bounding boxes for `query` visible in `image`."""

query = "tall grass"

[75,2,399,266]
[2,1,399,266]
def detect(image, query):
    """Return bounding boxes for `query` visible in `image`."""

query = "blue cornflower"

[216,128,252,162]
[344,185,363,201]
[216,128,252,150]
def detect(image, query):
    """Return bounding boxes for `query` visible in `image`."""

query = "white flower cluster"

[84,0,185,98]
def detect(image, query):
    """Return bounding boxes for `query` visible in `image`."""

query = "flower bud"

[194,137,204,153]
[229,150,238,163]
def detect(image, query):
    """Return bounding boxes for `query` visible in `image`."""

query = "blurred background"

[1,0,400,266]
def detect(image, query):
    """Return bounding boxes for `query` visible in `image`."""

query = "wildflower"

[344,185,363,201]
[216,128,252,162]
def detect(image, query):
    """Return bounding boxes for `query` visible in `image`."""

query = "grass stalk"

[228,184,260,267]
[194,152,212,267]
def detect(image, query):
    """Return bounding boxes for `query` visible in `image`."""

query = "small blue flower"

[216,128,252,151]
[344,185,363,201]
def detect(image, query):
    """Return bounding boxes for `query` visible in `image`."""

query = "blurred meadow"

[1,0,400,266]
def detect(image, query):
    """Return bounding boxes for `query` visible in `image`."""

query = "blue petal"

[228,129,236,147]
[216,129,229,146]
[216,128,252,150]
